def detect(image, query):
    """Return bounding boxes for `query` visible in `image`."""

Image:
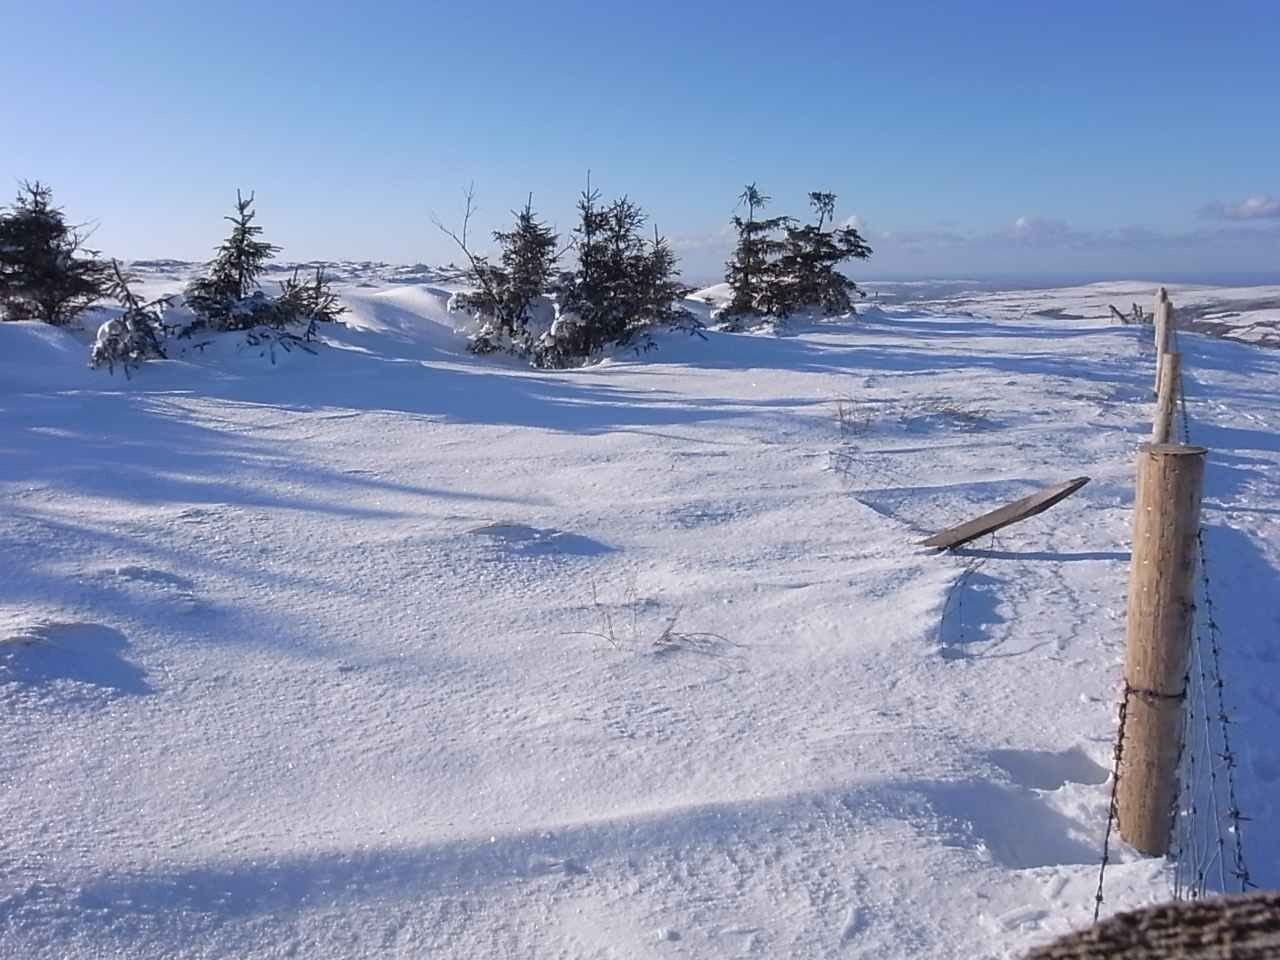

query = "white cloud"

[1008,216,1080,245]
[1200,194,1280,220]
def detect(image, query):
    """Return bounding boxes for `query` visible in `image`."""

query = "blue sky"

[3,0,1278,280]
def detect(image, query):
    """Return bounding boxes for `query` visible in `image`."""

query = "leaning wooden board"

[919,476,1091,551]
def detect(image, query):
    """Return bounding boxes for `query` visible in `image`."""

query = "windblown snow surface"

[3,268,1279,959]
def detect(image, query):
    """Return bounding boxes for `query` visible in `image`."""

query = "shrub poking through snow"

[182,192,342,345]
[0,181,108,326]
[274,266,346,341]
[90,261,171,376]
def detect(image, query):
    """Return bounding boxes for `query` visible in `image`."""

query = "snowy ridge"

[2,283,1279,958]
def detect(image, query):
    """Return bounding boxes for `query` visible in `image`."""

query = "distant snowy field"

[868,277,1280,348]
[3,265,1279,959]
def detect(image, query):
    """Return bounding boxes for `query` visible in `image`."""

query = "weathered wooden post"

[1151,352,1182,444]
[1153,288,1173,395]
[1154,288,1171,350]
[1117,442,1205,856]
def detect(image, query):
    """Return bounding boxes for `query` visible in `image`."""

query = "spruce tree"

[184,190,280,331]
[544,190,687,367]
[441,193,558,355]
[440,181,688,368]
[773,191,873,316]
[559,183,611,335]
[490,196,558,343]
[723,183,791,320]
[598,195,649,342]
[546,186,624,363]
[90,261,170,376]
[636,225,691,328]
[0,182,108,325]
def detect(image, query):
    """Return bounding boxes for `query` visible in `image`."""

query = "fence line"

[1092,290,1253,923]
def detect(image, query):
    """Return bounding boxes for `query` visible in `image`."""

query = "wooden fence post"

[1154,287,1171,349]
[1117,442,1205,856]
[1151,352,1182,444]
[1153,288,1173,395]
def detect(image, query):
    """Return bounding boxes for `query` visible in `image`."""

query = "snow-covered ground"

[3,270,1279,958]
[867,278,1280,349]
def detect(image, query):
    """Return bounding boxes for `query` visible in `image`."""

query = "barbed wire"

[1094,318,1254,919]
[1094,683,1131,922]
[1197,538,1254,893]
[1189,611,1229,893]
[1170,661,1195,900]
[1173,327,1254,896]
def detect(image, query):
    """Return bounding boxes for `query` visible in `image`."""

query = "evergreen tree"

[439,191,558,355]
[439,181,689,368]
[596,194,650,342]
[0,181,108,325]
[496,196,558,333]
[636,226,692,328]
[723,183,791,320]
[184,190,281,331]
[467,197,559,353]
[773,191,873,316]
[544,186,629,364]
[560,184,611,331]
[542,189,688,367]
[90,260,170,376]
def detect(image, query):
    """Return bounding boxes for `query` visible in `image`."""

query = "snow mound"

[0,321,96,392]
[339,284,472,354]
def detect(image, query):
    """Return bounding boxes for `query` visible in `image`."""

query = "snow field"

[872,278,1280,348]
[2,275,1278,958]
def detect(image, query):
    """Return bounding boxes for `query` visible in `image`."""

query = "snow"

[867,278,1280,349]
[2,269,1279,958]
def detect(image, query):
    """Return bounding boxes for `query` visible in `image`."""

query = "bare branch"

[431,183,503,313]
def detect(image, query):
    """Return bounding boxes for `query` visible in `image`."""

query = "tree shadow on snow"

[0,389,542,520]
[11,776,1099,936]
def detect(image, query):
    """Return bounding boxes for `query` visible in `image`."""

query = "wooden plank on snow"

[919,476,1091,551]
